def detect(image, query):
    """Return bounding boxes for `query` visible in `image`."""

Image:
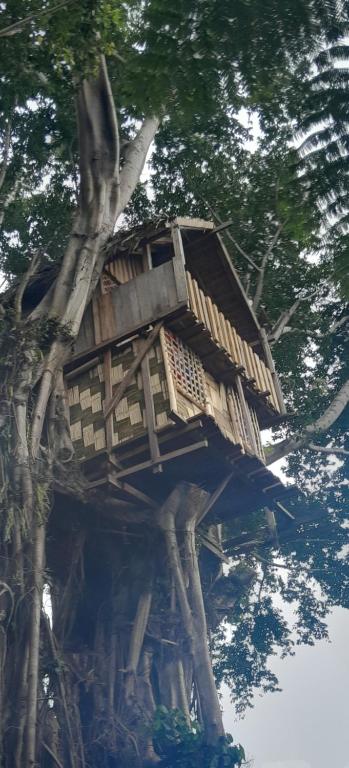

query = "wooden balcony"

[183,271,281,415]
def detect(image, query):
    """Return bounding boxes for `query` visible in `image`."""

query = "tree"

[140,105,349,711]
[0,0,348,765]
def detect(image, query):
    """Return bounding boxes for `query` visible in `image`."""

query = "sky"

[222,605,349,768]
[219,454,349,768]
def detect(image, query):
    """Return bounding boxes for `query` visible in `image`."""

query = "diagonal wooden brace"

[103,321,163,420]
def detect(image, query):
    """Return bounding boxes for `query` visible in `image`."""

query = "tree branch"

[320,315,349,338]
[268,291,317,344]
[266,378,349,465]
[0,106,15,190]
[0,177,19,229]
[118,115,160,215]
[204,202,261,272]
[308,442,349,457]
[252,222,284,312]
[14,249,41,322]
[0,0,77,38]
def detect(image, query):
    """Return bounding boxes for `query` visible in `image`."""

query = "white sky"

[222,606,349,768]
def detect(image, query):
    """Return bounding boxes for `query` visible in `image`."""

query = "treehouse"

[63,217,299,532]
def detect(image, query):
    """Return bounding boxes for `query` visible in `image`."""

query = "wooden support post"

[236,375,258,456]
[103,348,113,452]
[140,344,162,473]
[265,507,279,547]
[197,470,234,525]
[159,327,178,414]
[171,225,189,303]
[104,322,163,419]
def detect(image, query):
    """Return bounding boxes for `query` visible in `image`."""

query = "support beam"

[103,348,113,451]
[115,440,208,479]
[103,322,163,419]
[196,470,234,525]
[108,469,158,509]
[140,343,162,472]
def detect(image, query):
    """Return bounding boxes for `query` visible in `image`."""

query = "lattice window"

[164,328,207,409]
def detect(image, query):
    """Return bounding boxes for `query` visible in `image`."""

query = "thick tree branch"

[0,107,15,190]
[253,222,284,312]
[268,291,317,344]
[266,378,349,465]
[320,314,349,338]
[118,116,160,215]
[14,250,41,322]
[308,442,349,457]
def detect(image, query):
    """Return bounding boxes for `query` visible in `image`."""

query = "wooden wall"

[67,326,265,465]
[73,259,188,359]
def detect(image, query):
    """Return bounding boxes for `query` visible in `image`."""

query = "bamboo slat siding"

[161,329,264,461]
[102,253,143,292]
[186,271,280,412]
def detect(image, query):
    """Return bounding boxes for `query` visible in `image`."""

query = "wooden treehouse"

[64,217,298,535]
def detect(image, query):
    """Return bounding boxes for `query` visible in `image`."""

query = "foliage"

[1,0,349,759]
[152,707,245,768]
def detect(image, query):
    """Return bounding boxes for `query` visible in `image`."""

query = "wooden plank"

[197,470,234,525]
[259,327,286,413]
[108,472,158,509]
[198,287,212,333]
[104,322,163,419]
[114,419,204,462]
[174,217,214,230]
[243,340,254,381]
[92,297,102,345]
[186,272,196,316]
[275,500,295,520]
[226,388,243,445]
[200,534,230,563]
[192,277,203,322]
[254,352,269,395]
[226,321,238,364]
[140,343,162,472]
[246,345,258,385]
[224,318,234,361]
[262,481,283,493]
[65,356,100,381]
[159,326,178,414]
[100,293,117,342]
[232,325,244,369]
[191,277,204,325]
[213,302,224,348]
[236,375,258,455]
[115,439,208,479]
[171,225,190,303]
[218,311,230,356]
[206,295,220,343]
[103,348,113,452]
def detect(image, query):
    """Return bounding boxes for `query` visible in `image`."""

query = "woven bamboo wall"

[67,339,171,461]
[67,327,264,463]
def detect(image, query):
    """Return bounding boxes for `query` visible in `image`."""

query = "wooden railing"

[186,271,280,413]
